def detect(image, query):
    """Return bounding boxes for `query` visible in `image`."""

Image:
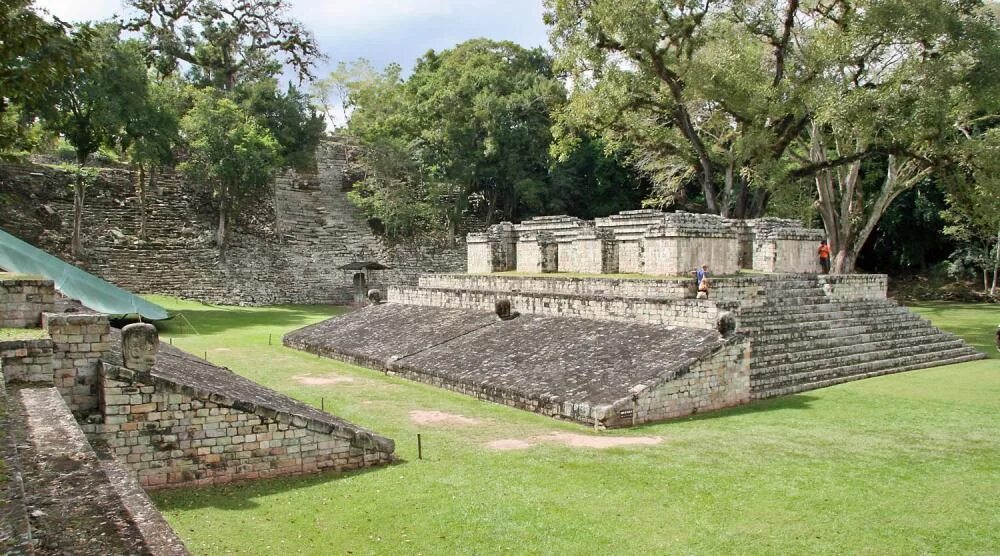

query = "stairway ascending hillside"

[739,278,984,399]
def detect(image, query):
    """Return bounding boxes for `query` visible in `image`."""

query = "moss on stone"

[0,328,49,341]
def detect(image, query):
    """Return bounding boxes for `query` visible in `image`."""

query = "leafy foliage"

[179,90,281,246]
[125,0,321,91]
[343,39,647,238]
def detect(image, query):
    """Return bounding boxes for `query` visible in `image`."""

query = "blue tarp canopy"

[0,229,169,320]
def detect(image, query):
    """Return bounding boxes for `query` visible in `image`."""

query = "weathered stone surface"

[10,386,188,555]
[121,323,158,372]
[285,303,747,427]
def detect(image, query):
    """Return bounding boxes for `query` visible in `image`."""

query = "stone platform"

[285,304,750,428]
[285,272,985,427]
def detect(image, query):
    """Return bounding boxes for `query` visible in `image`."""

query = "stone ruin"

[287,243,986,430]
[0,274,395,554]
[467,210,826,276]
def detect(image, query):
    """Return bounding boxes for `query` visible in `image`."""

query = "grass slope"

[149,296,1000,555]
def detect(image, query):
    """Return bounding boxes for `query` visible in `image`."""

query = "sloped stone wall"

[98,363,394,489]
[600,337,750,428]
[389,286,727,330]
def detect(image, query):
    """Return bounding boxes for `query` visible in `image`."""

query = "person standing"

[818,240,831,274]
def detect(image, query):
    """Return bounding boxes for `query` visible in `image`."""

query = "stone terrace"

[285,304,750,428]
[286,271,985,427]
[98,333,395,489]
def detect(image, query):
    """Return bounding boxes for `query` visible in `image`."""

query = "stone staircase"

[739,279,984,399]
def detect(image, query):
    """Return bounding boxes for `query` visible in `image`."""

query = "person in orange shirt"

[818,240,831,274]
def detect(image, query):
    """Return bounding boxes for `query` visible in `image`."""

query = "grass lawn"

[149,296,999,555]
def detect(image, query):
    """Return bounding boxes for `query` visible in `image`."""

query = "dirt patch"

[409,410,480,426]
[487,432,663,451]
[541,432,663,449]
[292,374,355,386]
[487,439,536,451]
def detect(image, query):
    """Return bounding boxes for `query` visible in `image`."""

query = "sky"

[34,0,552,77]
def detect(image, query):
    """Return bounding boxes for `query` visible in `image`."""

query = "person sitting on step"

[697,274,711,299]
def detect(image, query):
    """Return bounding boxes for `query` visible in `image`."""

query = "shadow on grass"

[627,393,821,431]
[155,305,350,336]
[153,460,403,512]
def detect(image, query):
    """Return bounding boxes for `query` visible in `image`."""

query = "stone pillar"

[466,222,517,273]
[540,240,559,273]
[748,218,825,273]
[574,228,619,274]
[121,323,159,372]
[642,214,739,276]
[517,232,559,273]
[43,312,111,416]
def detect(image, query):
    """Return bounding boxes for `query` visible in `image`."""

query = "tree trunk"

[136,163,148,240]
[217,182,228,248]
[809,125,929,275]
[721,161,734,218]
[72,164,86,259]
[991,227,999,296]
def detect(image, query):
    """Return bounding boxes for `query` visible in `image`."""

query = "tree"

[547,0,1000,275]
[803,0,1000,273]
[125,0,321,92]
[347,40,568,235]
[0,0,86,152]
[546,0,820,217]
[179,90,281,247]
[124,76,185,240]
[232,79,325,171]
[310,59,381,129]
[942,129,1000,295]
[34,23,150,257]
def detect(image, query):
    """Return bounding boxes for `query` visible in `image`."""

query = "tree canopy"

[343,38,648,238]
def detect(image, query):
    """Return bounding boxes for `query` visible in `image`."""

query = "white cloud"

[35,0,125,23]
[290,0,457,33]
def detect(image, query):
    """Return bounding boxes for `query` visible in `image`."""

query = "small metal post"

[204,351,207,361]
[417,434,422,460]
[169,337,173,345]
[320,397,324,411]
[268,333,272,346]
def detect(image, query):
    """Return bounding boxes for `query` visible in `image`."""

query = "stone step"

[750,351,986,398]
[751,343,976,381]
[740,304,909,325]
[750,327,954,358]
[745,313,926,336]
[751,334,966,369]
[740,299,900,318]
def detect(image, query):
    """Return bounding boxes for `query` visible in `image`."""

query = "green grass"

[0,328,49,341]
[149,296,1000,555]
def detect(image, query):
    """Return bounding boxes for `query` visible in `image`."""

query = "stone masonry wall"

[601,337,750,428]
[0,337,53,383]
[418,274,693,299]
[0,277,55,328]
[42,312,111,417]
[389,286,726,330]
[98,364,394,490]
[817,274,888,300]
